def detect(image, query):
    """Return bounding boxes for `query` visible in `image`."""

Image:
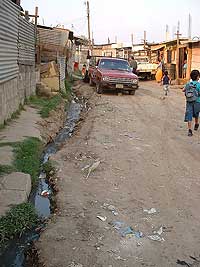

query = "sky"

[21,0,200,44]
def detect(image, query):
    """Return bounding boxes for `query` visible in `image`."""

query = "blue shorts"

[184,102,200,122]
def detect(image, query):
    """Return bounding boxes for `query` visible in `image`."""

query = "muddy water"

[0,101,81,267]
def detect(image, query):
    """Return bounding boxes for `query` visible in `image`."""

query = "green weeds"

[0,203,38,246]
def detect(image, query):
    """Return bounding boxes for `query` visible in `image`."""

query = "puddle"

[0,101,82,266]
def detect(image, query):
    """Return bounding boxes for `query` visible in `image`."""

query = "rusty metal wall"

[0,0,19,83]
[18,16,35,65]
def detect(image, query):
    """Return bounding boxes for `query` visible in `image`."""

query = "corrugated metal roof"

[0,0,19,83]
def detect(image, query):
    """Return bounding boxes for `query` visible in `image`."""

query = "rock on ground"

[0,172,32,216]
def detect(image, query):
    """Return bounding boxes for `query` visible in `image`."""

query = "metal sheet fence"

[0,0,36,84]
[0,0,19,83]
[18,16,35,66]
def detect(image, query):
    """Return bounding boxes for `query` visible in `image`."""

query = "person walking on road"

[161,71,171,96]
[129,56,137,74]
[183,70,200,136]
[156,60,163,83]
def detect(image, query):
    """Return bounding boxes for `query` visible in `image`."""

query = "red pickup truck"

[88,57,139,95]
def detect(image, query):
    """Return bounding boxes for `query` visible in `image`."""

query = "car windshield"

[99,59,131,72]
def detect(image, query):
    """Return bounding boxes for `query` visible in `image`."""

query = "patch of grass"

[13,137,43,185]
[0,203,38,246]
[0,165,16,176]
[28,95,63,118]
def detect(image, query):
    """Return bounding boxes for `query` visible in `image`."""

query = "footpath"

[0,107,41,216]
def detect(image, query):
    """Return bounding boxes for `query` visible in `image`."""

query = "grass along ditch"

[0,79,83,266]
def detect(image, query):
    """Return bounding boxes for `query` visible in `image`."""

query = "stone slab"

[0,146,13,165]
[0,172,32,217]
[1,172,31,195]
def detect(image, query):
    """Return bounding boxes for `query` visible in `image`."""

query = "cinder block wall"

[0,65,37,125]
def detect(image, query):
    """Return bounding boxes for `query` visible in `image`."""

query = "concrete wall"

[0,65,37,124]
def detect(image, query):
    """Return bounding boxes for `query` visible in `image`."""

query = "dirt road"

[37,82,200,267]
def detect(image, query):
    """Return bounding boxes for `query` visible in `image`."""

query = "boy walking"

[162,71,171,96]
[183,70,200,136]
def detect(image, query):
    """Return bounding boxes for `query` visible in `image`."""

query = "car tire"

[89,76,94,86]
[129,90,135,95]
[96,83,103,94]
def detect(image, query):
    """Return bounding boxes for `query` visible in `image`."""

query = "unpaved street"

[38,82,200,267]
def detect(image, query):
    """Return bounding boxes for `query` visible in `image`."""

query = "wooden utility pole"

[131,33,134,46]
[188,13,192,40]
[144,31,147,49]
[87,1,92,54]
[175,21,181,81]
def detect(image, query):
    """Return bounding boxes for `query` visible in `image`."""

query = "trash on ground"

[103,203,119,216]
[115,255,127,261]
[111,221,135,238]
[176,259,191,266]
[111,221,125,230]
[40,190,50,197]
[153,226,163,236]
[134,231,144,238]
[81,164,90,171]
[97,215,107,222]
[143,208,157,214]
[119,226,134,237]
[177,256,200,266]
[152,162,159,167]
[86,160,101,178]
[148,235,165,242]
[39,172,46,179]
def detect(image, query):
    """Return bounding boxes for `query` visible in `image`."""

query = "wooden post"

[87,1,92,54]
[175,23,181,82]
[186,43,192,80]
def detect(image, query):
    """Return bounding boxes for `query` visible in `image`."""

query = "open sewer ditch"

[0,98,83,267]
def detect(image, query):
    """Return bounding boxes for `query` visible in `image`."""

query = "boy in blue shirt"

[183,70,200,136]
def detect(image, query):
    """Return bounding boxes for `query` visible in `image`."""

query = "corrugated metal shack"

[37,25,73,90]
[0,0,37,124]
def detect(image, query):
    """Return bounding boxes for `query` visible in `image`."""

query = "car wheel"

[96,83,103,94]
[89,76,94,86]
[129,90,135,95]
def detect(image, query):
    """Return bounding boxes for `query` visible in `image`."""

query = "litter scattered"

[86,160,101,178]
[153,226,163,236]
[39,172,46,179]
[134,231,144,238]
[112,221,124,230]
[176,259,191,266]
[97,215,107,222]
[177,256,200,266]
[148,235,165,242]
[152,162,159,167]
[111,221,134,237]
[120,226,134,237]
[40,190,50,197]
[103,203,119,216]
[81,164,90,171]
[116,255,126,261]
[143,208,157,214]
